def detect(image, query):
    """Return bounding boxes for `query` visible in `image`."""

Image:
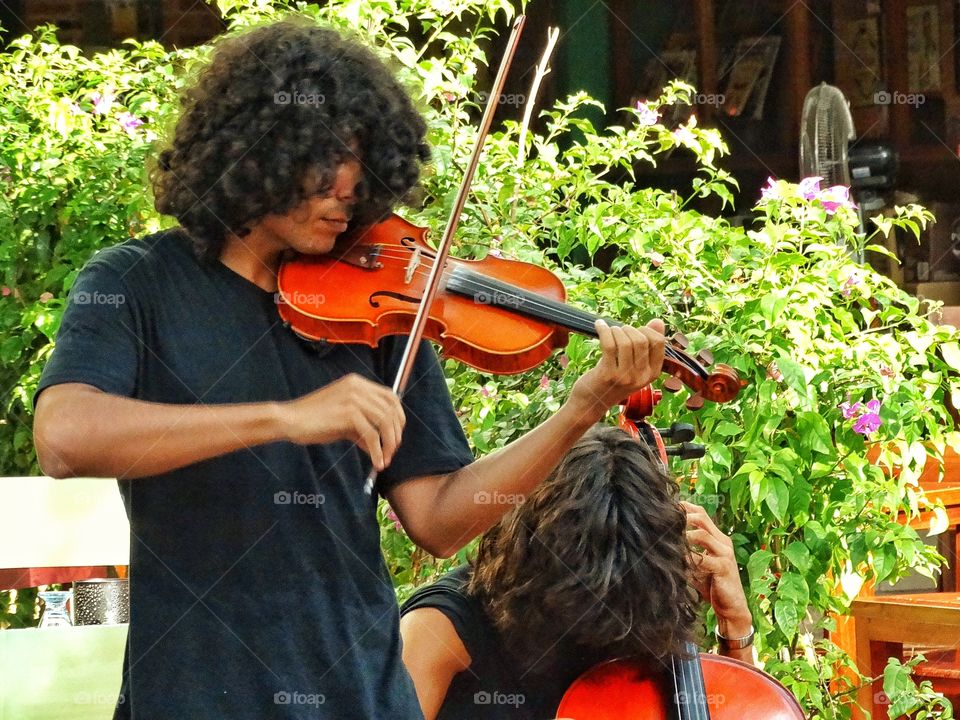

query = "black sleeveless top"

[401,566,606,720]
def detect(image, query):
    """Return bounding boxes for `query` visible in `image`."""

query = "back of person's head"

[469,424,699,670]
[152,17,429,261]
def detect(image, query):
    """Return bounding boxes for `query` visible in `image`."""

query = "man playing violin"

[399,424,754,720]
[32,19,667,720]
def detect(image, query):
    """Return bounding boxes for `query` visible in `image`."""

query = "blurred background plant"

[2,1,958,716]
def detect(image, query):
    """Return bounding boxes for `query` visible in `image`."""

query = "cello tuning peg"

[670,332,689,350]
[695,349,714,366]
[663,377,683,393]
[685,394,705,411]
[656,422,696,443]
[665,442,706,460]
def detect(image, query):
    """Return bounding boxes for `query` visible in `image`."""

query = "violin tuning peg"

[695,349,714,367]
[670,332,689,350]
[685,394,705,411]
[663,377,683,393]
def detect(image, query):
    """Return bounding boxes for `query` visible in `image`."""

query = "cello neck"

[670,641,712,720]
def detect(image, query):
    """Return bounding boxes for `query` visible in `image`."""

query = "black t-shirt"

[37,229,475,719]
[400,566,601,720]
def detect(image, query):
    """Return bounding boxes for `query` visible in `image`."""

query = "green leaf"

[707,442,732,470]
[774,599,800,636]
[941,341,960,371]
[775,356,807,394]
[711,421,742,437]
[777,572,810,605]
[746,549,774,584]
[783,542,812,573]
[764,477,790,521]
[797,411,833,454]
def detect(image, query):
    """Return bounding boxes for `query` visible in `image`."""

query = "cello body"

[555,653,805,719]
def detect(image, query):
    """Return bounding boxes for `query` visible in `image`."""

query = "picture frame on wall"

[907,3,941,92]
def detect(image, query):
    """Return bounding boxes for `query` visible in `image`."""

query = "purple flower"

[635,101,660,126]
[839,400,861,419]
[846,398,882,435]
[798,177,823,200]
[818,185,855,214]
[853,411,882,435]
[385,508,403,532]
[841,273,860,297]
[90,89,115,115]
[760,177,781,201]
[118,112,144,135]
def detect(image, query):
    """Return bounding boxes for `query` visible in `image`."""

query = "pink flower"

[841,273,860,297]
[385,508,402,532]
[798,176,823,200]
[853,410,882,435]
[480,384,496,398]
[118,112,144,135]
[843,397,883,435]
[90,89,115,115]
[539,374,550,391]
[672,114,698,145]
[839,400,861,419]
[1,287,10,297]
[39,292,53,303]
[635,100,660,126]
[558,353,569,369]
[760,177,781,201]
[818,185,855,214]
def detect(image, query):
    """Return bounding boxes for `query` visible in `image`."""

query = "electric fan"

[799,82,855,188]
[798,83,897,261]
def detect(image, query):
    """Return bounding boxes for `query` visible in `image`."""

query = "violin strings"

[330,248,694,369]
[337,248,610,333]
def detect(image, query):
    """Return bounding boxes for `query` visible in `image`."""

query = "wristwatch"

[715,623,755,651]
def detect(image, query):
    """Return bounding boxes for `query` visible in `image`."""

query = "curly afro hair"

[468,424,701,675]
[152,18,430,262]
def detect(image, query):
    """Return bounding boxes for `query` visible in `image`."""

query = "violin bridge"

[404,247,422,285]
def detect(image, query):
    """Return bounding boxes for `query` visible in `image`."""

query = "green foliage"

[0,27,190,473]
[2,1,957,716]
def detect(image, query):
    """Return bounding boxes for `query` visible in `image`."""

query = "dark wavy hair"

[151,18,429,261]
[468,424,700,673]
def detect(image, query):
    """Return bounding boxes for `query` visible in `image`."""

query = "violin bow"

[364,14,527,494]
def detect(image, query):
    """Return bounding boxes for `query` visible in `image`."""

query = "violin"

[554,389,805,719]
[276,213,743,404]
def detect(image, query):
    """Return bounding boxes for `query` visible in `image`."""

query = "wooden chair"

[0,476,129,720]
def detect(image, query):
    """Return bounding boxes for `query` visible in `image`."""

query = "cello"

[554,387,806,720]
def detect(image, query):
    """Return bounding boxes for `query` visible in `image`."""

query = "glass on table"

[38,590,73,628]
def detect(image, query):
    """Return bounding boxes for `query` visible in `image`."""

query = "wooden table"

[835,451,960,719]
[852,593,960,719]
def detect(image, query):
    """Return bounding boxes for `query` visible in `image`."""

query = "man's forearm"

[35,384,286,479]
[425,395,604,554]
